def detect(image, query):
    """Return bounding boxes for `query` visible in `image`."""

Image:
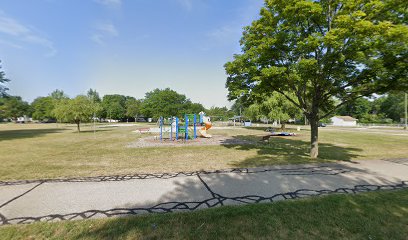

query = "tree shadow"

[244,125,308,132]
[77,129,114,133]
[0,128,66,141]
[220,135,363,167]
[66,163,406,239]
[4,157,406,239]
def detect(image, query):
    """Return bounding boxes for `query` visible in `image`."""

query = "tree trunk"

[310,119,319,159]
[281,122,286,131]
[76,120,81,132]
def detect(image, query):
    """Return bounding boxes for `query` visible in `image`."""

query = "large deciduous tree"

[336,97,372,120]
[125,97,142,121]
[31,96,56,121]
[53,95,99,132]
[225,0,408,158]
[101,94,127,120]
[141,88,191,118]
[379,92,406,122]
[0,96,31,121]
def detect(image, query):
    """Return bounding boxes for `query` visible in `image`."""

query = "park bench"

[137,127,150,133]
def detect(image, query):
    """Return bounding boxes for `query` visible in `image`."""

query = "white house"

[16,115,32,123]
[330,116,358,127]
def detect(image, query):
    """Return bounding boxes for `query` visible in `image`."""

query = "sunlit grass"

[0,123,407,180]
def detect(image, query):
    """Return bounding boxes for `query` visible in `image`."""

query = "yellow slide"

[198,122,212,138]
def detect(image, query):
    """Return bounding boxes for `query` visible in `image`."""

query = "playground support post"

[160,117,163,141]
[176,117,179,140]
[194,114,197,139]
[170,117,173,141]
[185,114,189,141]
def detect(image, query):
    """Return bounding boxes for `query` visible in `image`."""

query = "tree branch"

[319,95,364,120]
[275,89,308,114]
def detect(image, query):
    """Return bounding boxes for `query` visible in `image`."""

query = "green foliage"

[206,106,233,120]
[49,89,68,100]
[225,0,408,157]
[125,97,142,119]
[226,0,407,115]
[245,92,302,122]
[87,88,101,103]
[230,98,245,116]
[334,93,406,123]
[379,92,405,122]
[31,97,56,121]
[185,102,206,114]
[0,96,31,120]
[53,95,100,132]
[101,94,127,120]
[0,61,10,97]
[336,98,372,120]
[141,88,192,118]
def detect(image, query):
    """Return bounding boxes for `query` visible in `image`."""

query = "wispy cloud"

[177,0,193,11]
[0,12,56,56]
[94,0,122,8]
[0,39,23,49]
[91,22,118,45]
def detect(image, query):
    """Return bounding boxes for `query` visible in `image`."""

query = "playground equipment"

[158,112,212,141]
[198,115,212,138]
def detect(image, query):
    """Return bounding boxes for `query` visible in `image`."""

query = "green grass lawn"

[1,189,407,240]
[0,123,408,180]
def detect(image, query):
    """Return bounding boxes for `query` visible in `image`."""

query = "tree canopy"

[53,95,100,132]
[125,97,142,120]
[0,96,31,120]
[31,96,56,121]
[379,92,406,122]
[225,0,408,158]
[141,88,194,118]
[49,89,68,100]
[246,92,303,128]
[87,88,101,103]
[0,61,10,97]
[101,94,127,120]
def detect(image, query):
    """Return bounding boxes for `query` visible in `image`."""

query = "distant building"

[330,116,357,127]
[16,115,32,123]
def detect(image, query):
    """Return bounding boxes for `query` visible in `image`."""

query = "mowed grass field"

[1,123,408,181]
[1,189,407,240]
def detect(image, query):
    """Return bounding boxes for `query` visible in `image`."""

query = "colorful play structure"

[158,111,212,141]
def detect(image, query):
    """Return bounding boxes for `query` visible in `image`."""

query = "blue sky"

[0,0,263,108]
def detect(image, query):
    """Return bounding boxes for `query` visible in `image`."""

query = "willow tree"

[245,92,302,130]
[225,0,408,158]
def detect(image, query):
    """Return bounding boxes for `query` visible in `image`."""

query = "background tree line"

[0,76,236,128]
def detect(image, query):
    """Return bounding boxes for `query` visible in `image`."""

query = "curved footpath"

[0,159,407,225]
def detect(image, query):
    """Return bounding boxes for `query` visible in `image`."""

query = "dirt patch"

[127,135,256,148]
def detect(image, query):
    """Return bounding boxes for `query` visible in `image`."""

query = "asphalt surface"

[0,159,407,225]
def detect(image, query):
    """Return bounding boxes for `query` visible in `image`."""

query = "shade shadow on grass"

[86,189,408,239]
[31,170,405,240]
[76,129,114,133]
[68,189,408,240]
[0,128,66,141]
[221,135,363,167]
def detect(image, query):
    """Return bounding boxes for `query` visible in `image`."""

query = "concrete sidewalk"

[0,159,407,225]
